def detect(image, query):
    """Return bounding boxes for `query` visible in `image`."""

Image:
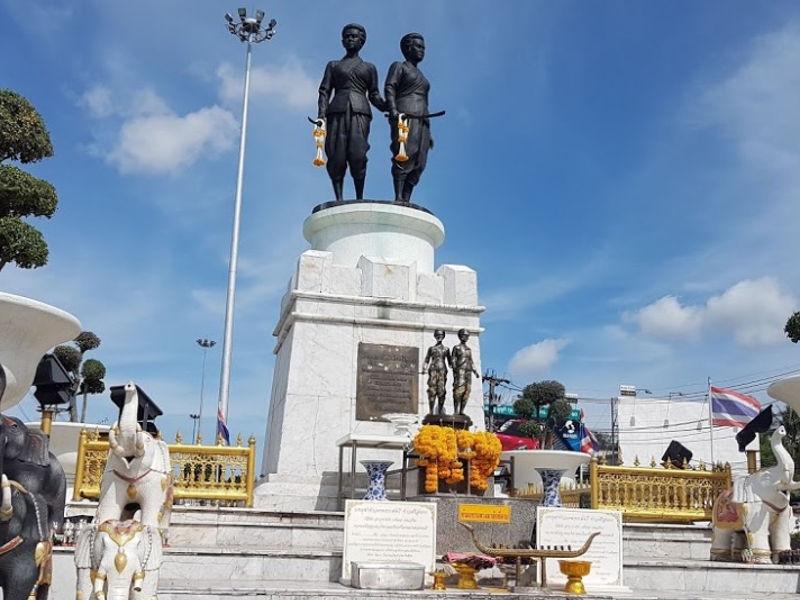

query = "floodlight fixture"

[225,7,277,43]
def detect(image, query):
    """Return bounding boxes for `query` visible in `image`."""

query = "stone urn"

[0,292,81,410]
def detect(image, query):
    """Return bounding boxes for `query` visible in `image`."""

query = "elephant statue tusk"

[0,474,12,521]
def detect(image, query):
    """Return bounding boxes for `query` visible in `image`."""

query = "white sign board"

[536,507,624,589]
[342,500,437,582]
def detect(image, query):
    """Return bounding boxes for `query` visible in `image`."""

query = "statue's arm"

[423,347,432,372]
[317,62,333,119]
[384,62,402,118]
[367,63,386,112]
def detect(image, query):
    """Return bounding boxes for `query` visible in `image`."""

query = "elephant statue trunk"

[108,383,145,461]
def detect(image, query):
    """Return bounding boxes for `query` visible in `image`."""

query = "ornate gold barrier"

[510,458,731,522]
[73,430,257,507]
[589,459,732,523]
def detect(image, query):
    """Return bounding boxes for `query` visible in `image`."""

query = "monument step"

[154,579,800,600]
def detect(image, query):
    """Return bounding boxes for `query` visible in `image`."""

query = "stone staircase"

[51,503,800,600]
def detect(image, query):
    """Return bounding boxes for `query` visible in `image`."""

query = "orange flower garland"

[413,426,502,493]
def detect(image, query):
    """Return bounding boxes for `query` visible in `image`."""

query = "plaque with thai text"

[356,343,418,421]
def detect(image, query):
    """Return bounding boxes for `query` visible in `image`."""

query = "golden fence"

[73,430,258,507]
[589,459,732,523]
[510,458,731,523]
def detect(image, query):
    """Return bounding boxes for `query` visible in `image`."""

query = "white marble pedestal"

[256,201,485,510]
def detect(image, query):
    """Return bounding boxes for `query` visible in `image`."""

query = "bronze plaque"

[356,343,419,421]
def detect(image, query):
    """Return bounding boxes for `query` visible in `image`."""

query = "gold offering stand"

[459,522,599,588]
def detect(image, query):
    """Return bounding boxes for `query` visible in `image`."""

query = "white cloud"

[625,295,702,339]
[216,60,316,110]
[694,23,800,179]
[626,278,795,347]
[705,278,795,346]
[80,85,114,118]
[78,84,238,175]
[509,338,568,380]
[108,105,237,175]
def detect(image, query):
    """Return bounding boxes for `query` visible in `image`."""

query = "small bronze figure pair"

[423,329,480,416]
[316,24,437,204]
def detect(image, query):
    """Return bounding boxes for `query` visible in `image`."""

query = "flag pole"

[707,376,716,467]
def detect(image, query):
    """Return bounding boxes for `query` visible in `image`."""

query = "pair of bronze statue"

[423,329,480,416]
[317,24,440,204]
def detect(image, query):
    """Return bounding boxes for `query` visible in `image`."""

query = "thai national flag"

[710,386,761,429]
[217,406,230,445]
[579,424,599,455]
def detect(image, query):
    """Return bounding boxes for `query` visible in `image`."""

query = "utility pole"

[482,370,510,432]
[610,396,618,465]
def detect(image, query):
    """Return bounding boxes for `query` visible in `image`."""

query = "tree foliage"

[786,312,800,344]
[54,330,106,422]
[53,344,81,374]
[0,89,57,272]
[80,359,106,395]
[75,331,101,354]
[549,398,573,430]
[520,380,566,410]
[0,90,53,163]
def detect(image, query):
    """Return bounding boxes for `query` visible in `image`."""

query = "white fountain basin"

[502,449,591,489]
[768,375,800,414]
[0,292,81,410]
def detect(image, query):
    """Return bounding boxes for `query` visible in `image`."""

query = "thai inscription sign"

[356,343,418,421]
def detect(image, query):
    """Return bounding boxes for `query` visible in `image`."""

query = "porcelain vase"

[360,460,393,501]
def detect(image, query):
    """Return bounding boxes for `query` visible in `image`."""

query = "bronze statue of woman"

[385,33,432,203]
[317,24,385,201]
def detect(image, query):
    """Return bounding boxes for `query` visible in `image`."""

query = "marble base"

[260,202,486,510]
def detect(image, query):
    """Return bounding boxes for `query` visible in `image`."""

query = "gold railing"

[73,430,258,507]
[589,458,732,523]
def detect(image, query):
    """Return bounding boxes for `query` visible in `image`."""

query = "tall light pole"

[218,8,277,443]
[196,338,216,443]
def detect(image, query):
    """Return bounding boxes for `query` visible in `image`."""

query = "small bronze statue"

[385,33,436,203]
[451,329,480,415]
[422,330,451,415]
[317,24,385,201]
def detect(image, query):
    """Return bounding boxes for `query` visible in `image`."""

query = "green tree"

[513,380,568,449]
[785,311,800,344]
[0,89,57,271]
[53,330,105,422]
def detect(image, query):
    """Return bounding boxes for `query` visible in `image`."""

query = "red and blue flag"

[710,386,761,429]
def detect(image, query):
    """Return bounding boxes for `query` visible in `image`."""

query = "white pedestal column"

[256,202,485,511]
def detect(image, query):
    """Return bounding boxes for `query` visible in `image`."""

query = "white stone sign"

[342,500,436,583]
[536,507,624,589]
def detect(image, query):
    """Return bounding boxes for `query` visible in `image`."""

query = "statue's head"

[457,328,469,343]
[341,23,366,51]
[433,329,445,341]
[400,33,425,63]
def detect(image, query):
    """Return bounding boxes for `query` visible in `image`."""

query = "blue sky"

[2,1,800,445]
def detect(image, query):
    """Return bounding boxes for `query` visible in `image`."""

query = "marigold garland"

[413,426,502,493]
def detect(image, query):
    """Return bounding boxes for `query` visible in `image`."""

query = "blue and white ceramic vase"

[538,468,565,507]
[360,460,393,501]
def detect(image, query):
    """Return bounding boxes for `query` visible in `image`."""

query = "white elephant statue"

[95,382,173,536]
[711,425,800,563]
[74,520,162,600]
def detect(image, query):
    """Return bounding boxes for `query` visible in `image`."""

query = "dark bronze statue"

[422,330,451,415]
[385,33,437,203]
[451,329,480,415]
[317,24,386,201]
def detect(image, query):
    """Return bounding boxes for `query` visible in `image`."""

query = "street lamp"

[190,413,200,443]
[217,7,277,445]
[196,338,216,443]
